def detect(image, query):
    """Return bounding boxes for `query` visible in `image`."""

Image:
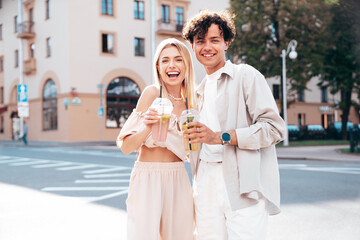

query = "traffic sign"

[98,107,104,117]
[18,102,29,117]
[18,84,28,103]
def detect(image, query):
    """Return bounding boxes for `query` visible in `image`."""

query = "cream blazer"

[190,61,286,215]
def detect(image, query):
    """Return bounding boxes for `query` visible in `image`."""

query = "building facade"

[0,0,229,142]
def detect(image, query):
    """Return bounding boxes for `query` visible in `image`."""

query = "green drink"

[180,110,199,151]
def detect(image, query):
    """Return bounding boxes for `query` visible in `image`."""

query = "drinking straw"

[159,85,162,140]
[185,98,192,151]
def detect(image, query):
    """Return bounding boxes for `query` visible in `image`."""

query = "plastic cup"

[151,98,173,142]
[179,109,199,151]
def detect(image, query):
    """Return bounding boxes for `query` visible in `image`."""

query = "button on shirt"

[199,67,224,162]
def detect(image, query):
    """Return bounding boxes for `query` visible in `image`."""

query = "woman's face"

[157,46,186,88]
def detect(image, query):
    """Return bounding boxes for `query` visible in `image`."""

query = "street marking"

[84,173,131,178]
[279,164,360,175]
[57,164,98,171]
[42,186,128,191]
[32,162,74,168]
[86,190,129,202]
[83,167,130,174]
[0,158,31,164]
[10,160,51,166]
[75,179,130,183]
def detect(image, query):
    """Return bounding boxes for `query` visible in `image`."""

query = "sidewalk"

[276,144,360,162]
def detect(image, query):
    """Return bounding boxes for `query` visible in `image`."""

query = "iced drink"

[151,98,173,142]
[180,109,199,151]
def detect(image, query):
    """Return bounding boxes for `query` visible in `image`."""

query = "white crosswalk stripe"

[0,155,132,203]
[279,163,360,175]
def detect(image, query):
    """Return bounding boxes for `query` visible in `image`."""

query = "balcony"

[24,58,36,75]
[17,21,35,39]
[157,19,183,36]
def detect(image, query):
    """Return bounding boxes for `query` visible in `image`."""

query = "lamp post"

[281,40,298,146]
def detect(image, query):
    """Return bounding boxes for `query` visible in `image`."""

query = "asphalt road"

[0,144,359,240]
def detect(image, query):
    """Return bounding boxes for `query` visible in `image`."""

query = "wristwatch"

[221,132,231,145]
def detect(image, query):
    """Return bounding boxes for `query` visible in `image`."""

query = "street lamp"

[281,39,298,146]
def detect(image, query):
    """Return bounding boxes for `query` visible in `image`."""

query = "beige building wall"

[0,0,230,142]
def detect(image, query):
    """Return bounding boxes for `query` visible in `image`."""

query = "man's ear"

[192,42,195,52]
[224,41,229,51]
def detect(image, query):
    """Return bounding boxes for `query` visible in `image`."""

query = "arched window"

[43,79,57,130]
[106,77,140,128]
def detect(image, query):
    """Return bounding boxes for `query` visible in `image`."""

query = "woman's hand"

[143,108,160,130]
[183,121,222,145]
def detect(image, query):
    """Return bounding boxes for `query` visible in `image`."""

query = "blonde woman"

[117,38,196,240]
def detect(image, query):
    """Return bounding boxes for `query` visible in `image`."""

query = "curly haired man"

[182,10,286,240]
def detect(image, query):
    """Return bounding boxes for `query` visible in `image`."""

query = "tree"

[319,0,360,139]
[229,0,333,113]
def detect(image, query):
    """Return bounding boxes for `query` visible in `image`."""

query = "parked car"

[288,125,300,140]
[334,122,353,133]
[307,125,326,139]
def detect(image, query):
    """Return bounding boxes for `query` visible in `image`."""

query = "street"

[0,143,360,240]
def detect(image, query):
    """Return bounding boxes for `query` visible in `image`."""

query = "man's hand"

[183,121,222,145]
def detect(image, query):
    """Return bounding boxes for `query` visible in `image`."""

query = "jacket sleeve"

[235,65,286,150]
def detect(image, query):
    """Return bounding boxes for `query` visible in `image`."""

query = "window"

[175,7,184,31]
[0,56,3,72]
[273,84,280,100]
[14,16,18,33]
[161,5,170,23]
[43,79,57,130]
[0,116,3,134]
[298,89,304,102]
[321,87,328,103]
[0,86,3,104]
[298,113,306,127]
[45,0,50,19]
[30,43,35,58]
[134,37,144,56]
[46,37,51,57]
[106,77,140,128]
[134,1,144,20]
[0,24,3,40]
[101,0,113,16]
[101,33,114,54]
[15,50,19,67]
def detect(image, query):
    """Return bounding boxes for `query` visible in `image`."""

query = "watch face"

[222,132,231,142]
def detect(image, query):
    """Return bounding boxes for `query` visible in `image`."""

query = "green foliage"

[319,0,360,139]
[229,0,332,91]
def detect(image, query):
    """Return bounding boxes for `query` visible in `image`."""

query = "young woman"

[117,38,196,240]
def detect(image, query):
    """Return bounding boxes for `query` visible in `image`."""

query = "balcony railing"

[157,19,183,36]
[24,58,36,75]
[17,21,35,39]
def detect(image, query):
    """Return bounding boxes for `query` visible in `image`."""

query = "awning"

[0,106,8,114]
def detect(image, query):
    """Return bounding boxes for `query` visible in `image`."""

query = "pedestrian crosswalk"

[0,155,133,203]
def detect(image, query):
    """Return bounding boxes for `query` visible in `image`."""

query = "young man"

[182,10,286,240]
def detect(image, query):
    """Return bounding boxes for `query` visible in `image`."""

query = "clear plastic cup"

[179,109,199,151]
[151,98,173,142]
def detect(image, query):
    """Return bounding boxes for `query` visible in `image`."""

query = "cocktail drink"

[151,98,173,142]
[180,109,199,151]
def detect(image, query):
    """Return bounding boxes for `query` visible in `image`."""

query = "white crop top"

[117,109,188,161]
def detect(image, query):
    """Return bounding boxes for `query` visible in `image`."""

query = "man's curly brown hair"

[183,9,236,45]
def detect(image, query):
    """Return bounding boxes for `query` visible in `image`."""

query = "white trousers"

[193,161,268,240]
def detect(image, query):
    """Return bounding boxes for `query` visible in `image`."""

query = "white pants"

[193,161,268,240]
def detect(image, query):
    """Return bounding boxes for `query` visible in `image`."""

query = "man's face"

[192,24,229,75]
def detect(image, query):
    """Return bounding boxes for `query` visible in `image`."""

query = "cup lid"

[151,98,173,114]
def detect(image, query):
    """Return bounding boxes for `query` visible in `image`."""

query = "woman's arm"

[119,85,159,155]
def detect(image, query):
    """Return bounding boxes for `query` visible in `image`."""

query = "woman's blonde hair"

[153,38,196,109]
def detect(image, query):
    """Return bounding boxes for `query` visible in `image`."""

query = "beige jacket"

[190,61,286,215]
